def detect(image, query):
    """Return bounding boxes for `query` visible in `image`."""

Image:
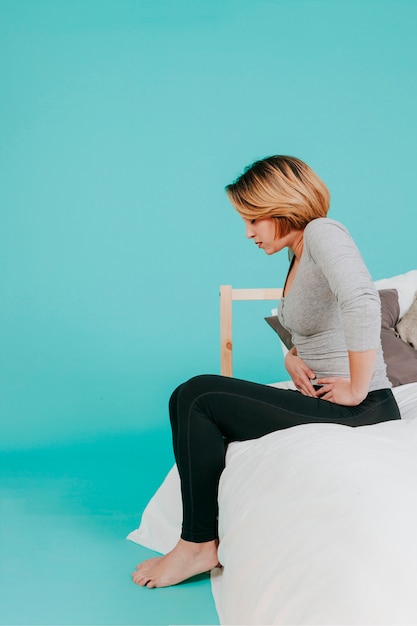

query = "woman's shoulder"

[303,219,357,262]
[304,218,352,242]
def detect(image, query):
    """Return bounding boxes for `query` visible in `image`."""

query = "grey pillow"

[379,289,417,386]
[264,315,293,350]
[265,289,417,387]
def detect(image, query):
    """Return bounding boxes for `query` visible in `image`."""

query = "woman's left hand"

[315,377,366,406]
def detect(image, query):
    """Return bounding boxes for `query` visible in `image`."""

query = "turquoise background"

[1,1,416,624]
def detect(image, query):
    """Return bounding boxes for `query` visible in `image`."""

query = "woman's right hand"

[285,347,317,397]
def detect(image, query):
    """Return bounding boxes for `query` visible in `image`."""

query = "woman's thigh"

[177,375,400,443]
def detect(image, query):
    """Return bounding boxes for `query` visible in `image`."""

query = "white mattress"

[212,381,417,625]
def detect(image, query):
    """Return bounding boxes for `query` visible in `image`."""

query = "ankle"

[180,537,217,546]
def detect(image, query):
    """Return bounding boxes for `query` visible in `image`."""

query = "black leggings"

[169,374,401,543]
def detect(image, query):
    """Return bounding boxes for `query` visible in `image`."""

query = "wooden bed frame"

[220,285,283,376]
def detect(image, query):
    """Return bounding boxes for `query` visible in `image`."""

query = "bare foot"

[132,538,220,588]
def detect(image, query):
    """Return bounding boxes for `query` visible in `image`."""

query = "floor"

[0,430,220,626]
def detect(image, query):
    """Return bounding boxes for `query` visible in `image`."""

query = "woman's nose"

[245,223,255,238]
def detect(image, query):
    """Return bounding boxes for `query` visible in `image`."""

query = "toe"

[132,571,145,585]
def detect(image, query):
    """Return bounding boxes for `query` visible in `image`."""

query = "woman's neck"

[289,231,304,260]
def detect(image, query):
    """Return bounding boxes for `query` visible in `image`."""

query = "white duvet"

[128,382,417,625]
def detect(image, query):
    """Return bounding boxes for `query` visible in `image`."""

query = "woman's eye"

[251,219,256,224]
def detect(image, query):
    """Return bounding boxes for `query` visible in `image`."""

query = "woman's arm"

[305,221,381,354]
[303,221,381,404]
[316,348,377,405]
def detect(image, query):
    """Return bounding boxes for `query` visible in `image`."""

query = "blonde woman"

[132,155,400,588]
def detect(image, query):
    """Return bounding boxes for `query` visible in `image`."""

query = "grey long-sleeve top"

[277,218,390,391]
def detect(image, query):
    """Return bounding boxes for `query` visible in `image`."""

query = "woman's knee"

[183,374,220,393]
[174,374,221,410]
[169,376,210,416]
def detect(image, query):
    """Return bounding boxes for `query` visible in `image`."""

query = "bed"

[128,270,417,625]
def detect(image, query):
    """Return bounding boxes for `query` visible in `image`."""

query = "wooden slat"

[231,288,283,301]
[220,285,283,376]
[220,285,233,377]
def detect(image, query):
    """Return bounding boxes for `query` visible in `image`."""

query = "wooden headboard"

[219,285,283,376]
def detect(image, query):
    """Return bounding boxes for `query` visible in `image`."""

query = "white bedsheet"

[212,382,417,625]
[128,382,417,625]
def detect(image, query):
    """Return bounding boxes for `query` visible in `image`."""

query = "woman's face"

[243,217,302,256]
[243,217,284,255]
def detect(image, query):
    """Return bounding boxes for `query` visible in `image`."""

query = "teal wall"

[1,0,417,449]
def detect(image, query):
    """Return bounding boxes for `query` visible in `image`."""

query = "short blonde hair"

[225,156,330,236]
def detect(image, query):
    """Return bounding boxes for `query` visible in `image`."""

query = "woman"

[132,155,400,588]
